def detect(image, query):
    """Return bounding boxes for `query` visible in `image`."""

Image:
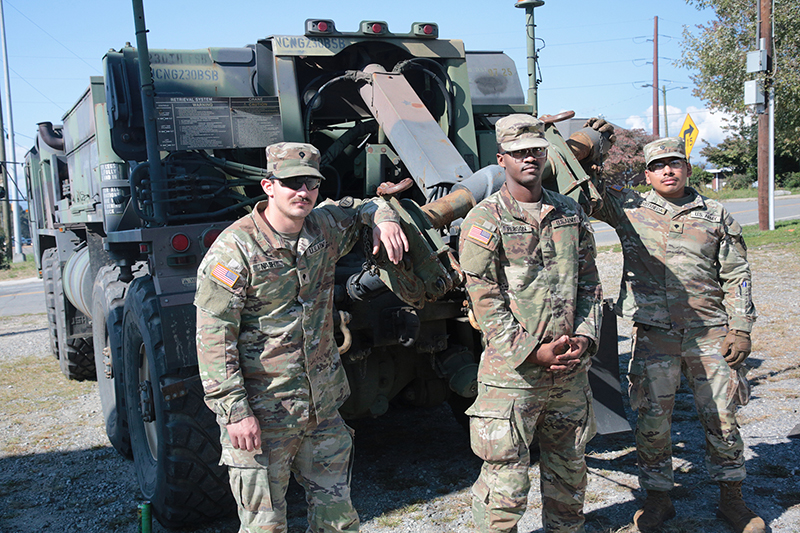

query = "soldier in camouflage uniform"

[195,142,408,533]
[593,137,763,533]
[459,114,603,533]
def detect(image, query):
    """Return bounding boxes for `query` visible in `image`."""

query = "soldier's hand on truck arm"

[227,415,261,452]
[372,221,409,265]
[584,117,617,144]
[722,329,751,368]
[526,335,581,371]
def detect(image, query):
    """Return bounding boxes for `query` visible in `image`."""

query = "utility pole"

[0,0,21,261]
[0,89,8,263]
[652,16,659,137]
[756,0,772,230]
[0,6,7,263]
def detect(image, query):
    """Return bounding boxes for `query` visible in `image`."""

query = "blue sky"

[3,0,735,172]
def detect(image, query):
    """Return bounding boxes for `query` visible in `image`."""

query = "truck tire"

[42,248,60,359]
[122,276,233,527]
[47,247,95,381]
[92,265,132,459]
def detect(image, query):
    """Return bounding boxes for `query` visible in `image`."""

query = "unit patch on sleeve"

[690,211,722,223]
[641,201,668,215]
[551,215,580,228]
[211,262,240,288]
[467,224,494,246]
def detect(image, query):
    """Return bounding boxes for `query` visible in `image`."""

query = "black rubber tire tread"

[51,249,95,381]
[92,265,133,459]
[61,337,96,381]
[122,276,233,528]
[42,248,60,359]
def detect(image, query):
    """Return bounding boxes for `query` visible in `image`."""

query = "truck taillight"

[170,233,191,253]
[306,19,336,35]
[361,21,388,35]
[412,23,438,38]
[202,229,222,249]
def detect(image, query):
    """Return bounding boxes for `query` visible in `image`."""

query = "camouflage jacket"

[195,198,398,429]
[594,185,756,332]
[459,184,603,388]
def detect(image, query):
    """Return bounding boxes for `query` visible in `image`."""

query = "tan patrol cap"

[643,137,687,166]
[266,142,325,179]
[495,114,550,152]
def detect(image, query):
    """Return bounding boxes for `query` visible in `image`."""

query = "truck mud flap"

[588,301,631,436]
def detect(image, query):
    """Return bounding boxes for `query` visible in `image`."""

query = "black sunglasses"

[274,176,321,191]
[501,147,547,160]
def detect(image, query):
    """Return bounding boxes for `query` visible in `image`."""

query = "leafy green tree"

[699,127,757,181]
[690,165,713,189]
[680,0,800,156]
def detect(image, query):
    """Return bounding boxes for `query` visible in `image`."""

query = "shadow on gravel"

[0,327,47,338]
[284,401,481,530]
[0,446,143,532]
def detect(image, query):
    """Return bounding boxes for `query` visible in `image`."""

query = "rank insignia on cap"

[467,224,493,245]
[211,262,240,288]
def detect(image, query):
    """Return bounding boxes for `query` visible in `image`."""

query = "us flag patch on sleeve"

[211,263,240,288]
[467,225,493,246]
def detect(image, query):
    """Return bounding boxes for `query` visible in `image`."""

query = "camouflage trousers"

[467,370,596,533]
[225,410,358,533]
[628,323,745,492]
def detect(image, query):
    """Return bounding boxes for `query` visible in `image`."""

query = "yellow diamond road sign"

[680,114,699,158]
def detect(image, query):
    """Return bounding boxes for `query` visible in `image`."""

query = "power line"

[5,1,101,74]
[9,67,66,113]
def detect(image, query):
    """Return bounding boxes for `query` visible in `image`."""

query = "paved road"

[0,277,45,317]
[592,194,800,247]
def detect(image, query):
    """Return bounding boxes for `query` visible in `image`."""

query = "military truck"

[24,0,622,527]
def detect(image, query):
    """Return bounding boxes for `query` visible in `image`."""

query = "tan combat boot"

[633,490,676,532]
[717,481,766,533]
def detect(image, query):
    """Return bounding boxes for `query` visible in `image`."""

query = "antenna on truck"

[515,0,544,116]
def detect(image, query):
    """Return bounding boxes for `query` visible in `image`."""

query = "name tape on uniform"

[551,215,580,228]
[641,201,668,215]
[690,211,722,223]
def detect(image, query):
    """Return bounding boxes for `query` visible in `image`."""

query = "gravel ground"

[1,244,799,533]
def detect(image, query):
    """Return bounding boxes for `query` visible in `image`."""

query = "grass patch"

[702,188,761,200]
[0,355,94,417]
[0,253,38,282]
[742,219,800,248]
[598,243,622,254]
[0,354,96,454]
[375,513,403,527]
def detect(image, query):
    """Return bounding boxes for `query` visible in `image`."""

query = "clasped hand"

[527,335,590,371]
